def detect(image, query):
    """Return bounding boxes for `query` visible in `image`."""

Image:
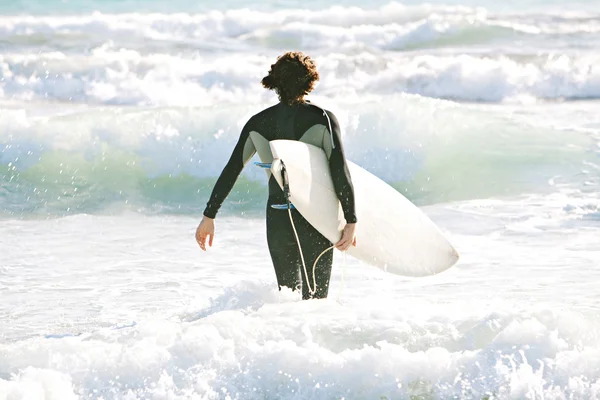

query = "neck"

[280,97,306,106]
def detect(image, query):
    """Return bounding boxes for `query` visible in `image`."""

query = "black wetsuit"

[203,101,357,299]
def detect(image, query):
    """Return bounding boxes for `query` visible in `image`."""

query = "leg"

[266,206,334,300]
[290,210,334,300]
[266,206,301,292]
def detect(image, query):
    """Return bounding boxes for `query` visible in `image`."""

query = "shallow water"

[2,194,600,398]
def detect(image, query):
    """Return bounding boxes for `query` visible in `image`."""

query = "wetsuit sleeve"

[203,121,256,219]
[324,111,357,224]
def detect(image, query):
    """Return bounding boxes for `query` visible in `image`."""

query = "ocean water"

[1,0,600,399]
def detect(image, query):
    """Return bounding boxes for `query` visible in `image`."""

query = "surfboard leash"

[280,160,316,295]
[337,251,347,302]
[280,160,342,298]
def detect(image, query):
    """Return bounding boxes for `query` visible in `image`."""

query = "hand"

[335,223,357,251]
[195,216,215,251]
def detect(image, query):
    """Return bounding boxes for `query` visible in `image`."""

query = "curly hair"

[261,51,320,105]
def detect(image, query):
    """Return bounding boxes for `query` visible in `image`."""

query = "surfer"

[195,51,357,300]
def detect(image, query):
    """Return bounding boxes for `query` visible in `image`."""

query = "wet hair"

[261,51,320,105]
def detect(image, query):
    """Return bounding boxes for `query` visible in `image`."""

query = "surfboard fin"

[254,162,272,169]
[270,204,296,210]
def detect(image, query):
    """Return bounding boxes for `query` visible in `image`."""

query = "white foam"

[2,190,600,398]
[1,4,598,45]
[0,4,482,42]
[1,3,600,106]
[0,368,77,400]
[1,279,600,399]
[2,48,600,106]
[349,53,600,102]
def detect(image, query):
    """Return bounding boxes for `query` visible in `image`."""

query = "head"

[261,51,320,105]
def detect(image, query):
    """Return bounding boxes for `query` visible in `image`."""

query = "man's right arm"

[203,121,256,218]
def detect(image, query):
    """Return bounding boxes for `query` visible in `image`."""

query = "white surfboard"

[269,140,459,277]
